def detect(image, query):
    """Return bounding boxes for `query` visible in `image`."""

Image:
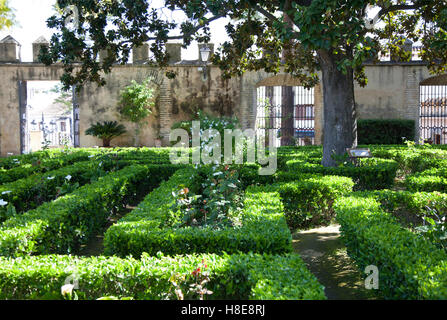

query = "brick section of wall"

[159,75,173,144]
[405,69,421,142]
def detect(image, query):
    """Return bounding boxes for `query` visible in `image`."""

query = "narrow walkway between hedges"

[293,225,374,300]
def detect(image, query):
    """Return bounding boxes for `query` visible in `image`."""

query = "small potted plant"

[85,121,127,148]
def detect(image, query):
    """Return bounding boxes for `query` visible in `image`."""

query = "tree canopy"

[40,0,447,166]
[0,0,14,30]
[41,1,447,88]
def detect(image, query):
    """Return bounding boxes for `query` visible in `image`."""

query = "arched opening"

[256,76,315,147]
[420,76,447,145]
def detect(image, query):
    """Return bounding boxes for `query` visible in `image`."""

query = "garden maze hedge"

[0,144,446,300]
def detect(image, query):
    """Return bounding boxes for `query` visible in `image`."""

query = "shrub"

[0,151,91,184]
[0,164,180,257]
[0,160,107,222]
[358,119,415,145]
[273,176,354,229]
[104,176,292,257]
[0,252,326,300]
[335,193,447,299]
[286,158,398,190]
[118,79,156,147]
[406,167,447,192]
[85,121,127,147]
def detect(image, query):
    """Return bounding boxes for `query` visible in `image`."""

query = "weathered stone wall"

[0,58,446,156]
[355,62,432,141]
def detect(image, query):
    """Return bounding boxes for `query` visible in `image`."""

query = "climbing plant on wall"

[118,78,157,147]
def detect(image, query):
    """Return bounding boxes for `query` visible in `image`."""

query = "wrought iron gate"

[420,85,447,145]
[256,86,315,147]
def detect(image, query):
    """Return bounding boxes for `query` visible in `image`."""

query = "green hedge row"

[0,164,181,257]
[335,193,447,299]
[405,167,447,192]
[358,119,415,145]
[0,149,88,170]
[0,151,92,185]
[372,147,447,173]
[286,158,398,190]
[0,252,325,300]
[0,161,93,222]
[273,176,354,229]
[104,174,292,258]
[374,190,447,217]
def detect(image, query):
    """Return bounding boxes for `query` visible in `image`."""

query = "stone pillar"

[166,43,182,64]
[405,69,420,142]
[132,43,149,64]
[0,35,21,63]
[198,43,214,62]
[32,36,49,63]
[98,49,108,63]
[314,82,324,145]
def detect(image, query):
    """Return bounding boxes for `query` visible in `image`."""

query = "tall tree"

[40,0,447,166]
[0,0,14,30]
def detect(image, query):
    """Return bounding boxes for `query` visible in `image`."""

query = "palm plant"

[85,121,127,147]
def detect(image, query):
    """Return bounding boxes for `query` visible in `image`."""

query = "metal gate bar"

[256,86,315,147]
[420,85,447,145]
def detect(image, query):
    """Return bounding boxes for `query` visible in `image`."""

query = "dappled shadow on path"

[293,225,375,300]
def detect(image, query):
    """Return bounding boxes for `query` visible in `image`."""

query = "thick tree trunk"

[319,50,358,167]
[103,138,111,148]
[281,86,295,146]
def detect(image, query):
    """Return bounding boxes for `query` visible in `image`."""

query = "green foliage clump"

[0,252,325,300]
[358,119,415,145]
[85,121,127,147]
[104,174,292,258]
[335,193,447,299]
[273,176,354,230]
[286,157,398,190]
[0,165,159,257]
[0,151,92,184]
[118,79,156,147]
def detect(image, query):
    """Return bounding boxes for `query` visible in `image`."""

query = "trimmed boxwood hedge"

[0,151,92,184]
[405,167,447,192]
[0,164,181,257]
[358,119,415,145]
[0,160,129,222]
[286,158,398,190]
[0,252,326,300]
[273,176,354,229]
[335,193,447,299]
[104,171,292,258]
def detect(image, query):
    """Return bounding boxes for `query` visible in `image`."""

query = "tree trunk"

[281,86,295,146]
[103,138,111,148]
[134,123,141,147]
[319,50,358,167]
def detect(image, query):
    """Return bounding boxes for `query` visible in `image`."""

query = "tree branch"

[145,14,225,41]
[251,5,280,24]
[378,4,423,18]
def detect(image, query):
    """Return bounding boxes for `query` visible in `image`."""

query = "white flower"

[65,175,72,181]
[88,155,95,158]
[0,199,8,207]
[61,284,75,297]
[47,176,55,180]
[1,191,11,195]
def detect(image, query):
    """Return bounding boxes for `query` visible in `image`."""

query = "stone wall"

[0,36,446,156]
